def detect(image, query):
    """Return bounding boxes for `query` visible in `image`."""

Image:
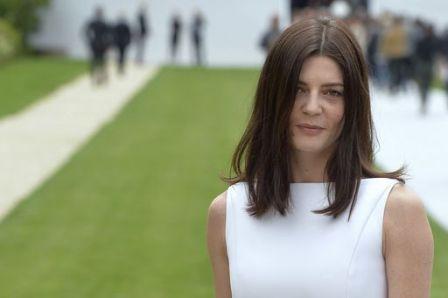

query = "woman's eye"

[325,90,343,97]
[296,87,306,94]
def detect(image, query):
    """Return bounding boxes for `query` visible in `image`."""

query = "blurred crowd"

[83,1,448,116]
[83,5,205,86]
[260,0,448,115]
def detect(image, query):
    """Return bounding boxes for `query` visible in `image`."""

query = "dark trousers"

[135,36,146,64]
[193,41,203,66]
[171,37,179,62]
[388,58,407,93]
[415,60,434,114]
[116,45,128,74]
[89,47,107,84]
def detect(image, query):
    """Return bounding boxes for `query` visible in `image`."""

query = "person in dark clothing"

[170,13,182,64]
[135,5,149,64]
[191,11,205,66]
[260,14,281,55]
[414,24,438,115]
[366,18,380,83]
[438,28,448,59]
[85,7,111,85]
[437,28,448,111]
[113,14,132,74]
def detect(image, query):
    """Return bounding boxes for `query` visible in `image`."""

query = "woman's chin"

[292,144,324,153]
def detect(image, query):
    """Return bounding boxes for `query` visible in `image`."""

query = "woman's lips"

[296,125,324,136]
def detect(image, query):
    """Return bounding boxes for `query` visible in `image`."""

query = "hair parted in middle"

[222,16,406,219]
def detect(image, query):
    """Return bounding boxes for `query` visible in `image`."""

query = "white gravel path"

[0,63,159,221]
[372,84,448,231]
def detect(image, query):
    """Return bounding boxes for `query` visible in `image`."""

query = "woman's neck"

[290,148,333,183]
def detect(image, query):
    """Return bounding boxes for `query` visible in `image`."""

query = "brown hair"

[222,16,407,219]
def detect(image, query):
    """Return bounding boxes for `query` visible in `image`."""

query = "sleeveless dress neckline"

[290,177,376,185]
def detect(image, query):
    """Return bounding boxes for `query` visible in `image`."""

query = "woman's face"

[289,55,345,155]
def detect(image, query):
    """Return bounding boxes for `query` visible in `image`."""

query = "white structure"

[30,1,448,66]
[30,0,290,67]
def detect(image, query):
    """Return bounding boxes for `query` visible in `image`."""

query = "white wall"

[30,0,448,66]
[30,0,290,67]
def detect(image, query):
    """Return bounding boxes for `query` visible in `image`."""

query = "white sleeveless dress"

[226,178,400,298]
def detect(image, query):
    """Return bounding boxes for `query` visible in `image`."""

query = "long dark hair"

[222,16,407,219]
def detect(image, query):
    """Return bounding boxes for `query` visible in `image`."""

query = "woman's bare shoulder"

[207,190,228,265]
[207,190,232,298]
[207,190,228,250]
[383,182,434,296]
[383,182,428,254]
[208,190,228,223]
[383,182,431,242]
[385,182,427,222]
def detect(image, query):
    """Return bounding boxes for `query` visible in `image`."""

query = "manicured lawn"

[0,67,258,297]
[0,67,445,297]
[431,218,448,297]
[0,56,86,118]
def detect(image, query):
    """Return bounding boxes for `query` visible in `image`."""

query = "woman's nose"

[302,91,322,115]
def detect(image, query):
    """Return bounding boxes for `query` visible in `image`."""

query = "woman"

[207,16,433,298]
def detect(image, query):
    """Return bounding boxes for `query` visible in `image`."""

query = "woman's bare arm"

[383,183,434,298]
[207,191,232,298]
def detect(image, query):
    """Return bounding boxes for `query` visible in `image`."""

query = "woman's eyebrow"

[297,80,343,87]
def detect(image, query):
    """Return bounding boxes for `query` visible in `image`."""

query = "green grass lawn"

[431,218,448,297]
[0,56,86,118]
[0,67,445,297]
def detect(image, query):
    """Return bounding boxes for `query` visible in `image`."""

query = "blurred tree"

[0,18,20,62]
[0,0,50,49]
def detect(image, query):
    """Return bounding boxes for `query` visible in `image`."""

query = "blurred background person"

[135,3,149,65]
[290,0,311,22]
[379,16,410,94]
[366,16,382,85]
[438,58,448,111]
[84,6,110,85]
[291,0,334,22]
[346,10,368,55]
[191,10,205,66]
[113,12,132,74]
[170,12,182,64]
[259,14,282,55]
[414,23,438,115]
[438,27,448,111]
